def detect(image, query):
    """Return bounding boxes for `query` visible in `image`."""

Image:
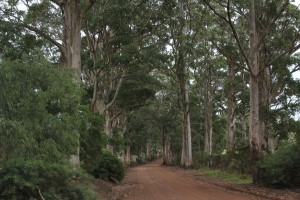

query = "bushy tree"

[0,158,98,200]
[0,54,99,199]
[0,54,80,161]
[258,144,300,187]
[92,150,125,182]
[258,120,300,187]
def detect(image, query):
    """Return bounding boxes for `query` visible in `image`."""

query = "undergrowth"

[199,168,252,184]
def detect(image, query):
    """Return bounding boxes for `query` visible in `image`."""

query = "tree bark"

[259,67,270,154]
[125,145,131,165]
[59,0,83,167]
[146,141,152,160]
[60,0,82,79]
[177,0,192,168]
[105,110,114,153]
[226,63,236,151]
[163,132,174,165]
[241,106,248,143]
[204,65,213,157]
[249,0,261,183]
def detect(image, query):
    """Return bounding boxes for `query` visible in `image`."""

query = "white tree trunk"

[204,66,213,156]
[241,107,248,143]
[60,0,82,77]
[226,64,236,151]
[125,145,131,165]
[105,111,114,153]
[146,142,152,160]
[163,133,174,165]
[178,0,192,168]
[249,0,261,183]
[60,0,82,167]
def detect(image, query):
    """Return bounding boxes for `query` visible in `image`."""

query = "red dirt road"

[124,159,255,200]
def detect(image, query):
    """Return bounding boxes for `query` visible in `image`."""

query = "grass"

[199,168,252,184]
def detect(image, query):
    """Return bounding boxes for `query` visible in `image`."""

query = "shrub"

[0,158,99,200]
[92,150,125,182]
[224,144,252,174]
[0,56,81,161]
[80,113,107,173]
[136,156,146,165]
[258,144,300,187]
[192,145,252,174]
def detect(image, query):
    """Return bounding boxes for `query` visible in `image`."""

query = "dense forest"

[0,0,300,199]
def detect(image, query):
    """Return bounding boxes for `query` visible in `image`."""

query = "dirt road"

[124,159,255,200]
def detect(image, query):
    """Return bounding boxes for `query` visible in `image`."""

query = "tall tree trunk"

[177,0,192,168]
[118,115,127,162]
[162,125,174,165]
[241,106,248,143]
[260,66,278,153]
[125,145,131,165]
[259,67,270,154]
[226,63,236,151]
[60,0,82,166]
[204,65,213,157]
[241,70,248,143]
[146,141,152,160]
[105,110,114,153]
[249,0,261,183]
[20,0,96,167]
[60,0,81,77]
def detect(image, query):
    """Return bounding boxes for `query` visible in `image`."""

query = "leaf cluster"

[0,54,81,162]
[0,158,98,200]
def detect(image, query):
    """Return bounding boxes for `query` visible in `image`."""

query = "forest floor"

[94,159,300,200]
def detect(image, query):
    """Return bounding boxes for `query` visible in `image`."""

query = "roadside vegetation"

[0,1,300,199]
[199,168,252,184]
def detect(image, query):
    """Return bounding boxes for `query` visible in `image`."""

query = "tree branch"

[21,23,64,53]
[202,0,229,23]
[226,0,250,68]
[80,0,96,23]
[262,40,300,74]
[210,38,249,72]
[50,0,64,7]
[234,4,250,23]
[257,0,289,48]
[105,71,126,111]
[38,188,45,200]
[203,0,250,69]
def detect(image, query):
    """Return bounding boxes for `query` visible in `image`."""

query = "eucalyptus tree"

[1,0,96,165]
[155,73,182,165]
[81,0,135,148]
[208,18,249,150]
[203,0,300,182]
[171,0,193,167]
[126,103,163,161]
[81,0,164,154]
[257,4,300,152]
[181,2,229,157]
[0,0,95,76]
[191,49,228,156]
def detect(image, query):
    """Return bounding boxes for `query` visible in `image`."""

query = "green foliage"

[80,113,107,173]
[258,144,300,187]
[109,131,125,154]
[0,21,43,61]
[0,54,80,161]
[92,150,125,182]
[0,55,100,199]
[199,167,252,184]
[193,145,252,174]
[0,158,99,200]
